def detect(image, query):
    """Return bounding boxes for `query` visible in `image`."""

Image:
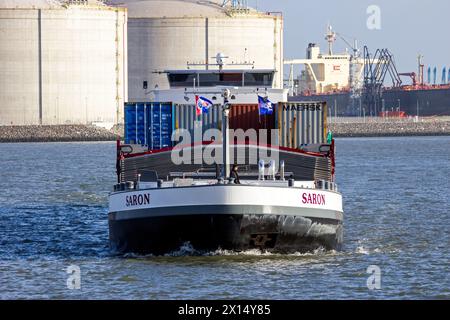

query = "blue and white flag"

[258,95,274,115]
[195,95,213,116]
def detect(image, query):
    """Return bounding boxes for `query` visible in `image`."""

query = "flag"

[195,95,213,116]
[327,130,333,144]
[258,95,273,115]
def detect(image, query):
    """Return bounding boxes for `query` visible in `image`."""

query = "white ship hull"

[108,184,344,254]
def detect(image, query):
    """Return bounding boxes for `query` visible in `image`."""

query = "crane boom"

[398,72,418,86]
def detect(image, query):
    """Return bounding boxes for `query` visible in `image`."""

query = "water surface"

[0,137,448,299]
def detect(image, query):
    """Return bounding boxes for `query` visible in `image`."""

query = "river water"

[0,137,448,299]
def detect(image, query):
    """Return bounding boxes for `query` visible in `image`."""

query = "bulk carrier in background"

[286,26,450,117]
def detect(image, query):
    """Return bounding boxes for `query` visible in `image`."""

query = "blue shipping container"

[124,103,147,145]
[124,102,173,150]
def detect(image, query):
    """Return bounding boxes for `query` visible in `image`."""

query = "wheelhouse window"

[244,72,273,86]
[167,71,275,88]
[199,73,243,87]
[168,73,198,87]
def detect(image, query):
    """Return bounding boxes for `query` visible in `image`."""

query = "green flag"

[327,131,333,144]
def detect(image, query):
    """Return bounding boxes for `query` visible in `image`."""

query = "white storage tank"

[110,0,283,102]
[0,0,127,125]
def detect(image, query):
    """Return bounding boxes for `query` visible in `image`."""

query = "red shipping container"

[229,104,275,131]
[229,104,276,145]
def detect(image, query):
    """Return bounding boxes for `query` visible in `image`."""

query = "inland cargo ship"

[108,60,344,254]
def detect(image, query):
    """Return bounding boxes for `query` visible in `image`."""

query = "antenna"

[187,52,254,70]
[215,53,229,70]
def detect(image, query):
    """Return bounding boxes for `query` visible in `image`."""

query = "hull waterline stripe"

[109,204,344,222]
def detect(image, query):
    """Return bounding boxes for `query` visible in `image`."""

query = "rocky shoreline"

[0,125,119,143]
[329,118,450,138]
[0,119,449,143]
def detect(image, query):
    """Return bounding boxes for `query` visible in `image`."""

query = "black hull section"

[109,214,343,255]
[290,88,450,116]
[383,88,450,116]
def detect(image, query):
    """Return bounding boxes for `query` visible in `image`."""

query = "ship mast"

[325,24,337,55]
[222,89,231,179]
[418,54,424,86]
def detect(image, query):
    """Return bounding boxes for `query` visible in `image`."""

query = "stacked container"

[124,101,327,151]
[173,104,275,132]
[277,102,328,148]
[124,102,173,150]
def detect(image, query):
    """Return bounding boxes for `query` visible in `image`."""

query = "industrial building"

[0,0,283,125]
[0,0,127,125]
[110,0,283,103]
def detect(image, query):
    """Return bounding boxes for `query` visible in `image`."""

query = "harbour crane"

[335,32,364,96]
[363,46,402,115]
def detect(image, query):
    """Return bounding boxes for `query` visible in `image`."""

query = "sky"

[253,0,450,80]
